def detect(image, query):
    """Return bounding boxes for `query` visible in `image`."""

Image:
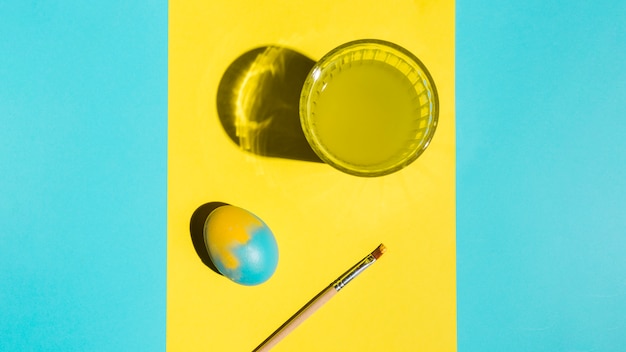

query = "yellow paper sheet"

[168,1,455,350]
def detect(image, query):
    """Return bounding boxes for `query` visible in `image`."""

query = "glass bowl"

[299,39,439,177]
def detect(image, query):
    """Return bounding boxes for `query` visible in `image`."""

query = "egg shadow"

[216,45,322,162]
[189,201,229,276]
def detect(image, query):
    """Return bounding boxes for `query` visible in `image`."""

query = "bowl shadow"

[216,45,322,162]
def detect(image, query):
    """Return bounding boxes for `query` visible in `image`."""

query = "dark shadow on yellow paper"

[190,201,229,275]
[216,46,322,162]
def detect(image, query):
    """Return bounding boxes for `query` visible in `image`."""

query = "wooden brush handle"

[253,286,337,351]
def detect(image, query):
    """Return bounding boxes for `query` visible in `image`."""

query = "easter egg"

[203,205,278,285]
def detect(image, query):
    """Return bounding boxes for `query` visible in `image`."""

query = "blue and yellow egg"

[203,205,278,285]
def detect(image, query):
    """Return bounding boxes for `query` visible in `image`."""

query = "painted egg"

[203,205,278,285]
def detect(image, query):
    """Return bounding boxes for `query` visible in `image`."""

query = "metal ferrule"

[332,254,376,291]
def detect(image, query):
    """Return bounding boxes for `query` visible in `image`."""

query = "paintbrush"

[253,243,387,351]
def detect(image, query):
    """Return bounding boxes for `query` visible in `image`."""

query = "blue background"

[0,1,166,351]
[1,0,624,351]
[457,0,626,351]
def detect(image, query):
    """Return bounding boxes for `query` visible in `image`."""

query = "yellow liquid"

[310,60,421,169]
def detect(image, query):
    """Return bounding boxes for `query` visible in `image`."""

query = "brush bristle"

[371,243,387,259]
